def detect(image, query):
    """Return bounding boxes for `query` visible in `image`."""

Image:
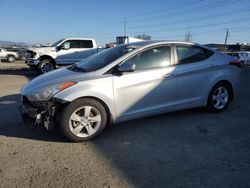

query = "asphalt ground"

[0,67,250,188]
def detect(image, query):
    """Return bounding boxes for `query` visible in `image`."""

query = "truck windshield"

[51,39,65,47]
[70,44,138,72]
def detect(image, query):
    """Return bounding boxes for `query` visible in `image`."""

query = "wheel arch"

[61,96,114,125]
[5,53,15,58]
[39,55,56,64]
[82,96,112,124]
[207,80,234,104]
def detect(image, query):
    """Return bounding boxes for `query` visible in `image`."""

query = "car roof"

[123,40,212,51]
[64,38,95,41]
[128,40,196,46]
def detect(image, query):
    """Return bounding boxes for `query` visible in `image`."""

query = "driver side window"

[62,40,77,49]
[124,46,171,71]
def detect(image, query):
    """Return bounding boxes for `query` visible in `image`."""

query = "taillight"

[229,60,242,68]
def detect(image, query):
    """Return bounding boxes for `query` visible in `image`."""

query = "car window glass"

[76,40,93,48]
[124,46,171,71]
[176,45,213,64]
[63,40,77,49]
[74,44,137,72]
[63,41,70,49]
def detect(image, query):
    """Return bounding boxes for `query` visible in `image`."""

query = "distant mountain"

[0,40,28,47]
[204,43,225,48]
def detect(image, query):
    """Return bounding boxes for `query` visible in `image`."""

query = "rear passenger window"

[176,45,213,64]
[77,40,93,48]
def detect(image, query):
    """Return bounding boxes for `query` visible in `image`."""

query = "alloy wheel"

[41,61,54,73]
[212,86,229,110]
[69,106,102,137]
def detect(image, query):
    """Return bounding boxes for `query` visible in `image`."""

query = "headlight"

[26,82,76,101]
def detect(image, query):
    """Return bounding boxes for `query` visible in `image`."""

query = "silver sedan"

[20,41,241,141]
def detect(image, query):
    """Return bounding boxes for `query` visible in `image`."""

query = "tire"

[207,82,232,112]
[7,55,15,62]
[60,98,108,142]
[37,59,55,74]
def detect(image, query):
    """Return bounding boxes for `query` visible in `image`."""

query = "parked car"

[20,40,241,142]
[4,47,27,60]
[0,48,19,62]
[225,51,250,65]
[25,38,103,74]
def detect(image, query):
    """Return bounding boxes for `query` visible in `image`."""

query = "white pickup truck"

[0,48,19,62]
[25,38,102,73]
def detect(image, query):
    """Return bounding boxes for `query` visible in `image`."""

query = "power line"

[128,8,250,30]
[126,0,204,20]
[129,17,250,36]
[85,3,247,38]
[128,0,237,24]
[76,0,234,36]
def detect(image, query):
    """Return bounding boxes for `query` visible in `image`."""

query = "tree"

[134,33,152,40]
[184,31,192,42]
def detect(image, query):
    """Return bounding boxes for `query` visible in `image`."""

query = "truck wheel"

[38,59,55,74]
[60,98,108,142]
[7,55,15,62]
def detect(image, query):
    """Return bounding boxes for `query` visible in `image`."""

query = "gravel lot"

[0,60,29,71]
[0,67,250,188]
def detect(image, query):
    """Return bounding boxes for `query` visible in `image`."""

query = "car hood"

[28,46,56,53]
[21,67,95,96]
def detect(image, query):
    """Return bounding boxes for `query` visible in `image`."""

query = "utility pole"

[123,17,127,36]
[224,29,229,51]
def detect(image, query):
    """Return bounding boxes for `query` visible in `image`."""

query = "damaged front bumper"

[20,96,64,131]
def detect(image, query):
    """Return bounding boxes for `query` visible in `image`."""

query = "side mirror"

[56,46,62,51]
[118,62,136,72]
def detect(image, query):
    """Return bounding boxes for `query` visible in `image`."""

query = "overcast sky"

[0,0,249,45]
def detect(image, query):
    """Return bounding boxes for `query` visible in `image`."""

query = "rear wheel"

[7,55,15,62]
[207,82,232,112]
[60,98,108,142]
[37,59,55,74]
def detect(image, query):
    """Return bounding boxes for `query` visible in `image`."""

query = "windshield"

[51,39,65,47]
[70,44,138,72]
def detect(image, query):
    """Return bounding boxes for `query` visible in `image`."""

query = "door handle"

[163,74,175,79]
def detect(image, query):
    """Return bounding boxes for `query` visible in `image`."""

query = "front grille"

[25,50,36,58]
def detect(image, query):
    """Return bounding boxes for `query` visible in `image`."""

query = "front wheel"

[60,98,108,142]
[7,55,15,62]
[207,82,232,112]
[37,59,55,74]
